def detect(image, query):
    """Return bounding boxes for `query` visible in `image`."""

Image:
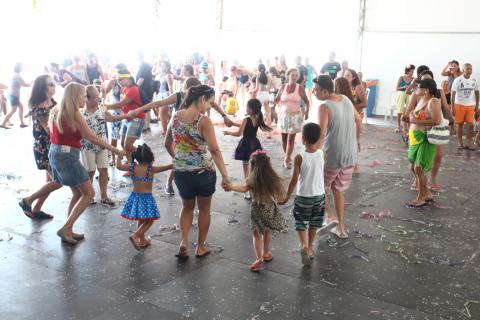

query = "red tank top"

[51,119,82,148]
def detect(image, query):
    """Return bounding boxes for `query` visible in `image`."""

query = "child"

[279,123,337,266]
[225,151,286,271]
[223,98,272,199]
[116,143,172,250]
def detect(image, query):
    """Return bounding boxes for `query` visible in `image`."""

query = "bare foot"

[195,245,211,257]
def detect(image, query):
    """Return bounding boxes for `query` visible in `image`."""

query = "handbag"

[427,115,450,145]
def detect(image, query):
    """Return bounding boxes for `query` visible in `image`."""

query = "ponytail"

[258,64,268,85]
[246,98,272,132]
[180,85,215,110]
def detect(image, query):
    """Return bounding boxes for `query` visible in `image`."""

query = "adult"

[82,86,128,205]
[86,53,104,85]
[0,63,30,129]
[295,56,308,86]
[68,56,89,85]
[136,58,154,132]
[0,83,7,120]
[304,57,318,104]
[451,63,479,150]
[406,79,442,207]
[314,75,362,239]
[105,69,145,164]
[395,64,415,132]
[337,60,349,78]
[18,75,62,219]
[49,62,74,87]
[255,64,272,134]
[48,83,124,244]
[276,55,288,84]
[334,77,354,103]
[275,68,310,169]
[441,60,463,91]
[164,85,229,258]
[344,69,367,118]
[268,66,282,124]
[320,52,341,80]
[156,61,175,134]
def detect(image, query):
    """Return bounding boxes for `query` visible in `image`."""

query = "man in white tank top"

[314,75,362,239]
[280,123,336,266]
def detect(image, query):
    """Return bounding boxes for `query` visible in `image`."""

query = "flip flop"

[72,232,85,241]
[457,145,465,150]
[331,227,349,239]
[249,260,264,272]
[195,250,211,258]
[425,198,435,203]
[263,252,274,262]
[129,235,140,250]
[404,202,428,209]
[175,246,189,260]
[100,198,116,207]
[410,183,419,191]
[18,199,33,218]
[317,220,338,235]
[301,248,311,266]
[32,211,54,220]
[57,230,78,245]
[430,184,444,193]
[465,146,475,151]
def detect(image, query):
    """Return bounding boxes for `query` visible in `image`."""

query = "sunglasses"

[47,83,55,87]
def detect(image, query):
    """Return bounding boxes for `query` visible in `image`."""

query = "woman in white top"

[255,64,272,134]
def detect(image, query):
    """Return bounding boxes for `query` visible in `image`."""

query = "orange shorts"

[454,104,475,124]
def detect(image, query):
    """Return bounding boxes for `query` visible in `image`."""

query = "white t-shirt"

[297,149,325,197]
[452,75,479,106]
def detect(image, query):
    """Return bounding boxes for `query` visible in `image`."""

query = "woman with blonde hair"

[48,82,124,244]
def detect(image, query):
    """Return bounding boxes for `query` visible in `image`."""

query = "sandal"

[18,199,34,218]
[331,227,349,239]
[32,210,54,220]
[425,198,435,204]
[100,198,115,207]
[404,202,428,209]
[249,260,264,272]
[301,248,311,266]
[129,235,140,250]
[457,145,465,150]
[430,184,444,193]
[0,125,11,129]
[263,252,273,262]
[57,230,77,245]
[465,145,475,151]
[175,246,189,260]
[72,232,85,241]
[195,250,211,258]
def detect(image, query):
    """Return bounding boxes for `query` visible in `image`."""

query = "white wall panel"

[365,0,480,32]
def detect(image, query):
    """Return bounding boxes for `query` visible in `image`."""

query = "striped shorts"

[292,194,325,230]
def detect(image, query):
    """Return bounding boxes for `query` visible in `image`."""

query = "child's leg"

[262,228,271,258]
[307,227,317,256]
[242,161,249,180]
[137,220,154,244]
[296,229,307,250]
[252,229,264,261]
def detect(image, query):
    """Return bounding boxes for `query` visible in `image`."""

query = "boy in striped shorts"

[280,123,337,266]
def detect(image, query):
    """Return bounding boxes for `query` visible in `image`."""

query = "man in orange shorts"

[451,63,479,150]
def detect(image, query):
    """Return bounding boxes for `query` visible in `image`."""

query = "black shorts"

[173,170,216,199]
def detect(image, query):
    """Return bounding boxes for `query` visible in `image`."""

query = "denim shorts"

[121,118,144,139]
[8,95,20,107]
[173,170,216,199]
[49,144,89,187]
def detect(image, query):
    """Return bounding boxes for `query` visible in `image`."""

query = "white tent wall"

[361,0,480,116]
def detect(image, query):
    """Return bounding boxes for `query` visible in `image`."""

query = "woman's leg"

[124,137,137,163]
[281,133,288,153]
[285,133,296,164]
[242,161,249,180]
[23,180,62,215]
[31,171,57,213]
[18,102,26,126]
[196,195,212,256]
[179,197,196,254]
[0,106,16,126]
[263,100,271,129]
[430,146,443,188]
[160,106,170,135]
[413,165,427,204]
[59,181,95,238]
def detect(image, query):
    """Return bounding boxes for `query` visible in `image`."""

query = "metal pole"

[358,0,366,70]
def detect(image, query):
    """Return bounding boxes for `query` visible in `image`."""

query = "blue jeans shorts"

[49,144,89,187]
[121,118,144,139]
[9,95,20,107]
[173,170,216,199]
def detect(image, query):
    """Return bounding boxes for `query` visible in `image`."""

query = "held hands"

[278,196,289,205]
[222,178,232,191]
[113,148,126,157]
[223,116,234,127]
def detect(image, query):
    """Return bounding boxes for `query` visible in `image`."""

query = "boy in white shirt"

[279,123,337,266]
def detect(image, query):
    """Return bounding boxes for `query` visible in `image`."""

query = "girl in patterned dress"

[225,151,286,271]
[116,144,172,250]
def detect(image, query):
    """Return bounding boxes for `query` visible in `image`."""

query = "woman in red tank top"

[47,83,124,245]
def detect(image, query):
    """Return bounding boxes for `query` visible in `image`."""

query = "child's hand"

[222,180,232,191]
[278,197,288,205]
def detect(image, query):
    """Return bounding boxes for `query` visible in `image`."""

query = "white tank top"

[297,149,325,197]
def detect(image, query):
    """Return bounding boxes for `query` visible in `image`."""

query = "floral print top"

[31,102,55,170]
[81,108,108,152]
[171,114,214,172]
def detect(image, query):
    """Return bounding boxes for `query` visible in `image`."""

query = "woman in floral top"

[18,75,62,219]
[165,85,230,259]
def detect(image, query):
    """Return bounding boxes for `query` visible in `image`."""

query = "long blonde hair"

[49,82,85,133]
[248,152,285,204]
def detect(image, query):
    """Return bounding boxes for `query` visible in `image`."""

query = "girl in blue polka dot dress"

[116,143,172,250]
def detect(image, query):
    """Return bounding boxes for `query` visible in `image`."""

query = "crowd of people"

[1,50,474,270]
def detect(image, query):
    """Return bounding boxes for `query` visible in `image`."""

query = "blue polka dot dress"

[121,163,160,221]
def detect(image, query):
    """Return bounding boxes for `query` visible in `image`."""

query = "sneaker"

[164,185,175,195]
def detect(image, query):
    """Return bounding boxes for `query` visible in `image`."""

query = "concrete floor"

[0,116,479,320]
